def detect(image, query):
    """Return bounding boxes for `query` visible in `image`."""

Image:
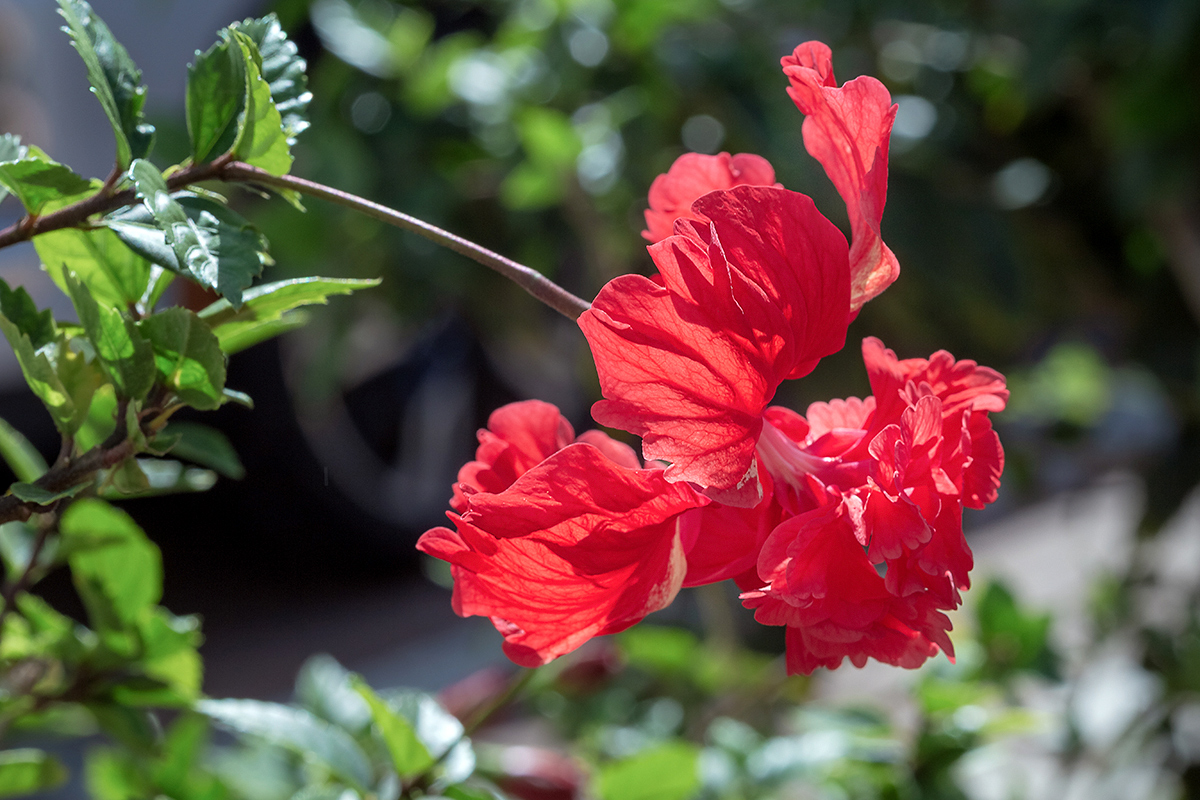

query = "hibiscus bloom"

[418,401,708,667]
[419,41,1007,675]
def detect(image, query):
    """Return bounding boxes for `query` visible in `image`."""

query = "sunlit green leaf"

[352,676,432,779]
[65,274,154,400]
[99,458,219,499]
[187,34,246,164]
[0,416,48,483]
[199,277,379,354]
[138,308,227,410]
[233,15,311,144]
[56,0,154,167]
[228,30,294,175]
[198,699,373,791]
[380,689,474,785]
[0,154,93,215]
[37,226,158,312]
[0,317,81,434]
[0,749,68,797]
[596,742,699,800]
[84,747,145,800]
[61,498,162,631]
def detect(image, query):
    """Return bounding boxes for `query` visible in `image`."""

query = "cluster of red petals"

[418,402,708,667]
[581,186,850,507]
[418,41,1008,674]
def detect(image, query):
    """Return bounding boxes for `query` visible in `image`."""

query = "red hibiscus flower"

[580,185,851,507]
[421,41,1007,676]
[783,41,899,312]
[642,152,779,244]
[418,401,707,667]
[740,338,1007,670]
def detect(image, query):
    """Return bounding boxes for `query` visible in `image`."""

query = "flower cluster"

[419,42,1007,673]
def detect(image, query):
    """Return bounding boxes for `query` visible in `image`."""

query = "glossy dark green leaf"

[156,421,244,479]
[198,699,373,791]
[65,274,154,400]
[233,15,311,144]
[0,154,93,215]
[186,35,247,164]
[353,677,433,779]
[56,0,154,167]
[112,166,267,306]
[199,277,379,354]
[61,498,162,631]
[595,742,700,800]
[0,749,68,797]
[138,308,226,410]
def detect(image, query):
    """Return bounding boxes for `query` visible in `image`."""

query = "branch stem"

[221,163,592,320]
[0,157,592,321]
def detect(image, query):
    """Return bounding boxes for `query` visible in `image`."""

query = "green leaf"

[0,317,80,433]
[0,278,55,350]
[9,481,85,505]
[233,15,311,145]
[61,498,162,630]
[118,161,267,306]
[198,699,373,791]
[99,459,218,499]
[155,421,244,479]
[0,134,25,205]
[595,742,700,800]
[0,522,42,583]
[0,155,93,215]
[85,747,146,800]
[37,226,159,311]
[379,690,473,784]
[199,277,380,354]
[111,608,203,706]
[0,749,68,797]
[0,416,48,482]
[138,308,226,410]
[228,30,294,175]
[186,35,247,164]
[352,677,432,779]
[295,654,371,733]
[975,581,1060,681]
[65,274,155,400]
[76,383,117,453]
[88,704,162,756]
[56,0,154,167]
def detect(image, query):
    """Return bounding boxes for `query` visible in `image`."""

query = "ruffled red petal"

[581,186,850,505]
[643,152,779,244]
[419,443,707,667]
[782,42,899,312]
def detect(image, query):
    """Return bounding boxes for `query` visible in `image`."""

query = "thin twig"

[220,162,593,321]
